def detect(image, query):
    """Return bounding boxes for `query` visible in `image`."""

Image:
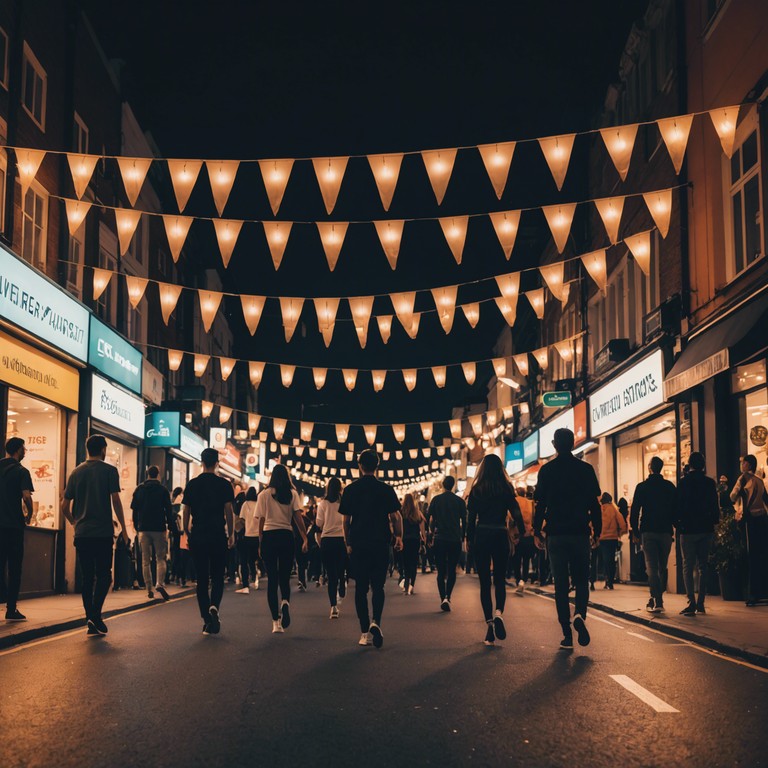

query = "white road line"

[609,675,679,712]
[588,615,625,629]
[626,631,654,642]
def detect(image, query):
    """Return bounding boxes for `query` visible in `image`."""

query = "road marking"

[589,615,625,629]
[609,675,679,712]
[626,631,654,642]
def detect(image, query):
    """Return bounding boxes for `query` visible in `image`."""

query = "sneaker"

[202,622,211,635]
[369,622,383,648]
[147,590,154,599]
[330,606,340,619]
[5,608,27,621]
[493,610,507,640]
[607,584,614,590]
[573,614,590,647]
[87,620,100,637]
[272,620,284,634]
[358,632,372,646]
[679,603,696,617]
[559,635,574,650]
[281,600,291,629]
[337,594,344,605]
[484,622,495,646]
[253,578,260,591]
[93,617,108,635]
[315,580,322,588]
[651,602,664,614]
[440,598,451,612]
[208,606,221,634]
[645,598,656,613]
[235,587,250,594]
[515,581,525,595]
[297,582,306,593]
[156,585,170,602]
[407,585,414,595]
[696,604,706,615]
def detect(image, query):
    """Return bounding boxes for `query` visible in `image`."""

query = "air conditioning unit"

[594,339,630,375]
[643,295,681,344]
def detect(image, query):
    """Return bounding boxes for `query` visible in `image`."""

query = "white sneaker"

[272,620,284,634]
[408,585,414,595]
[235,576,241,585]
[337,595,344,605]
[358,632,372,646]
[515,581,525,595]
[235,587,250,594]
[398,579,405,591]
[330,606,340,619]
[253,578,259,591]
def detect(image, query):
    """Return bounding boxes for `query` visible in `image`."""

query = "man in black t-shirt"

[340,450,402,649]
[182,447,235,635]
[0,437,34,621]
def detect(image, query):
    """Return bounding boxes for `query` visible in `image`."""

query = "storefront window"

[171,457,188,493]
[104,440,138,539]
[742,388,768,476]
[5,390,62,528]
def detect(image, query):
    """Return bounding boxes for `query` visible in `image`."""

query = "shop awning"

[664,293,768,399]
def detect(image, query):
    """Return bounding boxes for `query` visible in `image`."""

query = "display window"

[5,389,63,528]
[733,360,767,476]
[171,457,188,492]
[103,438,138,539]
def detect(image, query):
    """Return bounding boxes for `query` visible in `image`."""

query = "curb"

[0,588,195,651]
[530,588,768,670]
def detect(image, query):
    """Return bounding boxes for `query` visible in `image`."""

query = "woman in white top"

[316,477,347,618]
[236,486,261,593]
[257,464,308,633]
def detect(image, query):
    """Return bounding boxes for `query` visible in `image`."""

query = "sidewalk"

[531,580,768,668]
[0,583,194,650]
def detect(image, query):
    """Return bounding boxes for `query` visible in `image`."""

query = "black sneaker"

[559,635,574,650]
[86,620,100,637]
[645,598,656,613]
[156,585,170,602]
[440,598,451,612]
[369,622,384,649]
[696,604,706,615]
[573,614,590,647]
[147,590,154,599]
[653,602,664,613]
[493,612,507,640]
[93,617,108,635]
[679,603,696,616]
[484,622,495,646]
[281,600,291,629]
[5,608,27,621]
[208,606,221,634]
[202,622,211,635]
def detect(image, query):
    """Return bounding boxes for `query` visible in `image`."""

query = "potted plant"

[709,511,745,601]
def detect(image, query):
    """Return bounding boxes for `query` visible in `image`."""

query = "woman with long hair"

[257,464,308,633]
[236,486,261,593]
[467,453,525,645]
[316,477,347,618]
[401,493,426,595]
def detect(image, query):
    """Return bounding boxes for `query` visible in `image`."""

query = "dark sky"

[81,0,649,450]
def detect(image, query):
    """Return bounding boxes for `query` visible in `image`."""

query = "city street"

[2,575,766,768]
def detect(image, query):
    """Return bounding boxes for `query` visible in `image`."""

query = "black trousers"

[75,537,113,621]
[433,539,461,600]
[474,528,510,621]
[320,536,347,606]
[262,529,294,620]
[242,536,260,584]
[350,543,389,632]
[0,526,24,611]
[402,538,420,590]
[511,536,536,583]
[190,534,227,620]
[548,534,591,632]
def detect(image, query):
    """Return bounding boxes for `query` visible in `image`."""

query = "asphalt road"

[1,572,766,768]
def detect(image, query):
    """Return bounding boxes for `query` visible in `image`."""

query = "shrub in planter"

[709,511,745,601]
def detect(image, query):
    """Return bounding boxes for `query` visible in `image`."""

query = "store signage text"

[523,432,538,466]
[179,426,206,462]
[144,411,181,448]
[90,374,145,439]
[543,391,572,408]
[88,316,142,394]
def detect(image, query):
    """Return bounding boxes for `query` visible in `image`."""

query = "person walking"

[400,493,426,596]
[0,438,34,621]
[676,452,720,615]
[510,487,535,595]
[428,475,467,611]
[316,477,347,618]
[181,448,235,635]
[598,492,627,589]
[534,428,601,650]
[61,434,131,637]
[340,450,402,649]
[130,465,174,601]
[236,486,260,594]
[729,454,768,606]
[467,453,524,646]
[629,456,677,614]
[169,487,187,586]
[256,464,308,633]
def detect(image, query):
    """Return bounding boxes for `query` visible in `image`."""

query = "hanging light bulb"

[525,288,545,320]
[538,133,576,191]
[402,369,418,391]
[438,216,469,265]
[421,148,457,205]
[393,424,406,443]
[450,419,462,439]
[626,231,652,276]
[367,153,404,210]
[462,303,480,328]
[16,149,45,200]
[257,159,294,215]
[241,295,266,336]
[312,156,349,214]
[477,141,516,199]
[66,153,98,199]
[343,369,358,391]
[201,400,214,419]
[492,358,506,378]
[167,349,184,372]
[205,160,239,217]
[316,222,348,272]
[391,292,416,333]
[469,414,483,437]
[542,203,577,254]
[117,157,152,207]
[218,405,232,425]
[300,421,314,442]
[92,268,112,301]
[599,124,639,181]
[539,262,568,303]
[272,418,287,441]
[249,361,265,388]
[194,355,210,377]
[313,297,340,348]
[432,366,447,388]
[219,357,236,381]
[377,315,393,344]
[279,297,304,343]
[594,196,625,245]
[431,286,458,334]
[533,347,549,371]
[374,220,405,270]
[280,365,296,387]
[462,362,476,385]
[513,353,529,377]
[313,367,328,390]
[65,199,91,237]
[495,296,518,326]
[364,425,377,445]
[708,106,740,159]
[248,413,261,434]
[349,296,374,348]
[581,248,608,294]
[554,339,574,363]
[336,424,349,443]
[114,209,142,255]
[643,190,673,239]
[125,276,148,309]
[157,283,181,325]
[421,422,433,441]
[166,159,203,212]
[371,369,387,392]
[489,210,521,259]
[198,289,223,333]
[212,219,243,268]
[657,115,694,174]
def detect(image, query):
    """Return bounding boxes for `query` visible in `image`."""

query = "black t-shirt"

[0,458,34,529]
[64,460,121,539]
[131,480,173,532]
[339,474,401,547]
[182,473,235,538]
[467,485,523,540]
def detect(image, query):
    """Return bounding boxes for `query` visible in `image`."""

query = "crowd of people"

[0,428,766,650]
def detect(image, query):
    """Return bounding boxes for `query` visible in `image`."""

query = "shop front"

[512,430,540,489]
[144,411,207,491]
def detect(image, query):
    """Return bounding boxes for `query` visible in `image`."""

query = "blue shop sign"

[523,432,539,467]
[505,442,523,464]
[179,426,206,462]
[88,316,142,394]
[144,412,181,447]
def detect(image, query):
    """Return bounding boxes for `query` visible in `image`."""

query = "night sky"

[81,0,649,451]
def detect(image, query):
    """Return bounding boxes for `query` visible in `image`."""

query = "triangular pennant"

[272,418,287,441]
[92,268,112,301]
[125,275,148,309]
[374,220,404,270]
[166,159,203,212]
[205,160,239,216]
[657,115,694,174]
[495,271,520,299]
[431,285,458,334]
[554,339,574,363]
[559,282,571,310]
[489,210,521,259]
[367,153,403,210]
[438,216,469,265]
[300,422,314,442]
[402,369,418,391]
[599,124,639,181]
[371,370,387,392]
[316,222,348,271]
[377,315,393,344]
[643,189,672,238]
[342,369,358,391]
[313,368,328,390]
[477,141,515,199]
[594,196,625,245]
[114,208,142,255]
[162,215,193,263]
[349,296,374,348]
[312,156,349,214]
[241,295,266,335]
[258,159,294,216]
[538,134,575,191]
[391,291,416,332]
[279,297,304,342]
[219,358,236,382]
[513,353,529,376]
[469,414,483,437]
[364,425,377,446]
[336,424,349,443]
[248,413,261,434]
[625,231,652,276]
[421,423,433,441]
[280,365,296,387]
[167,350,184,372]
[532,347,549,371]
[392,424,406,443]
[313,297,340,348]
[262,222,292,270]
[525,288,545,319]
[432,366,447,388]
[709,106,740,159]
[406,312,421,339]
[200,400,213,418]
[495,296,518,325]
[249,361,265,387]
[581,249,608,294]
[157,282,182,324]
[65,199,91,237]
[542,203,577,254]
[212,219,243,268]
[16,149,45,200]
[462,302,480,328]
[198,289,223,332]
[66,153,99,199]
[421,148,457,205]
[492,358,507,378]
[193,355,210,377]
[117,157,152,207]
[449,419,462,439]
[462,362,477,385]
[539,263,567,303]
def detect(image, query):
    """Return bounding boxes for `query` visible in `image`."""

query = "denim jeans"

[547,534,591,632]
[680,532,713,607]
[139,530,168,590]
[641,532,673,604]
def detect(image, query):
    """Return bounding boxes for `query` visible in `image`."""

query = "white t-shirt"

[256,488,302,532]
[239,499,260,537]
[316,499,344,538]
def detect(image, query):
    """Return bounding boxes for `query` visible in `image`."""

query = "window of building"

[66,231,83,299]
[0,28,8,90]
[73,112,89,154]
[21,42,47,130]
[21,184,47,271]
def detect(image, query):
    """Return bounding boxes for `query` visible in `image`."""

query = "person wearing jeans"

[428,475,466,610]
[598,493,627,589]
[630,456,677,613]
[316,477,347,618]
